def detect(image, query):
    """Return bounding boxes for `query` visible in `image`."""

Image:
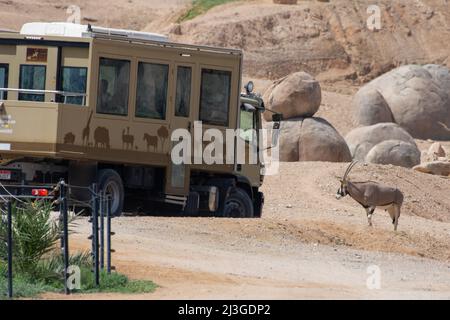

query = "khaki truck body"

[0,23,269,216]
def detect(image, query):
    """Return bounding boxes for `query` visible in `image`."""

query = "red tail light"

[32,189,49,197]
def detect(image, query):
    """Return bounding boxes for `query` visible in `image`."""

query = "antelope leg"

[393,205,400,231]
[387,206,395,224]
[366,207,375,227]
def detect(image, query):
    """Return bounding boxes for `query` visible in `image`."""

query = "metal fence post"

[60,181,70,295]
[106,196,112,274]
[91,183,100,287]
[100,192,104,270]
[7,201,13,299]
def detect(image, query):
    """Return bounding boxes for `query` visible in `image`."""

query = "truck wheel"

[223,188,254,218]
[97,169,124,217]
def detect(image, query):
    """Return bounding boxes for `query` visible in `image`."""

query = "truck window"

[97,58,130,116]
[19,65,46,102]
[240,108,255,143]
[59,66,87,105]
[175,66,192,117]
[0,64,7,100]
[135,62,168,120]
[199,69,231,126]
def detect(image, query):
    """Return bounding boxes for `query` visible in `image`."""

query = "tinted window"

[199,69,231,126]
[97,58,130,116]
[240,108,255,142]
[175,66,192,117]
[0,64,7,100]
[19,65,46,102]
[60,67,87,105]
[136,62,168,120]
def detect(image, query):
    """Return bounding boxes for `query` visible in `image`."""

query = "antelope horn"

[342,162,353,180]
[342,160,358,182]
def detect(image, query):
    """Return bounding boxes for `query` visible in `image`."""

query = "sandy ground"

[41,162,450,300]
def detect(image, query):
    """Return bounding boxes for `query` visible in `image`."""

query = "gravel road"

[43,162,450,300]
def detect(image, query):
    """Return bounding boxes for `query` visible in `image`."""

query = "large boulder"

[353,64,450,140]
[365,140,421,168]
[263,72,321,121]
[345,123,417,161]
[268,117,352,162]
[353,87,394,126]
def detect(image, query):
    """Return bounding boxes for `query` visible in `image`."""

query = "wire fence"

[0,180,115,298]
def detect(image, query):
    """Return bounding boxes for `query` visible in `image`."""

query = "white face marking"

[336,186,344,199]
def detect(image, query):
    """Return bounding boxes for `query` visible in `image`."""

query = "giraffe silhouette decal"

[82,110,93,146]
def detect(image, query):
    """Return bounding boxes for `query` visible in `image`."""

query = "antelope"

[335,161,404,231]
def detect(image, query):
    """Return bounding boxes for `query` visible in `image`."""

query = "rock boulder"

[263,72,321,121]
[345,123,417,161]
[269,117,352,162]
[353,64,450,140]
[365,140,421,168]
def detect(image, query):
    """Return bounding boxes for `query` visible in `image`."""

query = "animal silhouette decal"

[94,126,110,148]
[76,114,169,152]
[63,132,75,144]
[122,127,134,150]
[82,110,93,145]
[143,133,158,151]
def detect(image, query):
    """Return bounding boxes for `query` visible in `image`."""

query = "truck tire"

[184,191,200,216]
[97,169,124,217]
[223,187,254,218]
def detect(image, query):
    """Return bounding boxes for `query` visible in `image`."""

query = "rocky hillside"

[2,0,450,84]
[0,0,190,32]
[162,0,450,83]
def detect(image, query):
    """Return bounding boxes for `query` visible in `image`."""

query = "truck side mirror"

[272,113,282,122]
[272,113,282,147]
[241,103,256,112]
[272,124,280,148]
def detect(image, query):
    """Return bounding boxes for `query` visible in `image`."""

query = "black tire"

[97,169,124,217]
[223,187,254,218]
[184,191,200,216]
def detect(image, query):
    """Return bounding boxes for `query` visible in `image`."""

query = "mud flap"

[68,161,97,203]
[254,191,264,218]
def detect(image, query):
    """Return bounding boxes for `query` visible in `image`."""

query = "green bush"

[0,201,59,278]
[79,268,157,294]
[0,200,156,298]
[178,0,237,22]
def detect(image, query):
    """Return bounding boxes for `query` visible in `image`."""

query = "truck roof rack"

[20,22,168,42]
[18,22,241,56]
[88,30,242,56]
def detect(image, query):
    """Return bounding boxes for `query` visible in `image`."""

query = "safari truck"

[0,22,277,217]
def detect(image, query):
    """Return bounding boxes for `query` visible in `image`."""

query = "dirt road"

[43,162,450,300]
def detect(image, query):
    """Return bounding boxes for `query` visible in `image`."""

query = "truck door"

[237,102,261,186]
[165,63,195,196]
